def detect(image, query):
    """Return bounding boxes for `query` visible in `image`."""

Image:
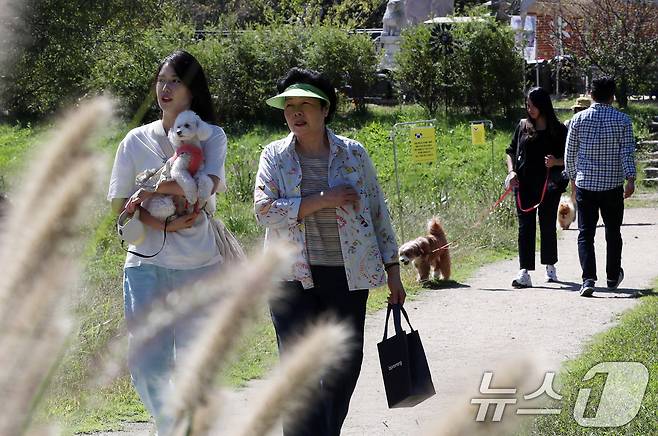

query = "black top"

[506,120,567,202]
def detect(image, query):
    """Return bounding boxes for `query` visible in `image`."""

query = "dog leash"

[515,167,550,213]
[120,214,173,258]
[431,168,550,254]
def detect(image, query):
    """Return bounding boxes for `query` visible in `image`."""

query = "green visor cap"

[266,83,330,109]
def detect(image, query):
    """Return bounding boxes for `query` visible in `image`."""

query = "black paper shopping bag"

[377,304,435,408]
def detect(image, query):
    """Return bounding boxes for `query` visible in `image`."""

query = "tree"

[396,10,523,116]
[1,0,163,118]
[395,24,446,115]
[559,0,658,107]
[170,0,387,29]
[303,26,378,112]
[455,0,487,14]
[452,16,524,115]
[324,0,387,28]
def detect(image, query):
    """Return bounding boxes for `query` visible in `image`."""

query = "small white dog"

[142,110,214,220]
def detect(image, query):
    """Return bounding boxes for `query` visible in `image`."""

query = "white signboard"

[511,15,537,62]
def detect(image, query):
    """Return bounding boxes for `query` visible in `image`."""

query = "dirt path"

[91,206,657,436]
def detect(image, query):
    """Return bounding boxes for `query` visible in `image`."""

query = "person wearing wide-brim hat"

[254,67,405,436]
[566,95,592,131]
[571,95,592,112]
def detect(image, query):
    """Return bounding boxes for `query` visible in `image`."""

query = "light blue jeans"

[123,262,219,433]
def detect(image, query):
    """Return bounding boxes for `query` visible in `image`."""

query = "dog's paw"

[143,195,176,221]
[196,175,214,202]
[182,186,198,206]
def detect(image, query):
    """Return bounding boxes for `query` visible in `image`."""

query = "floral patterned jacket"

[254,129,399,290]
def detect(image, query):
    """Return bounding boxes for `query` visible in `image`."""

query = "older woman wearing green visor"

[254,67,405,436]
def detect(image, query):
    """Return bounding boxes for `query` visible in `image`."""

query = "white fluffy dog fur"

[142,110,214,220]
[398,217,451,282]
[557,194,576,230]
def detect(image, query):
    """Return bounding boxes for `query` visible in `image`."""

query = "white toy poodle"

[141,110,214,220]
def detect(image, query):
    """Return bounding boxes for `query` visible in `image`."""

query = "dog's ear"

[196,117,213,141]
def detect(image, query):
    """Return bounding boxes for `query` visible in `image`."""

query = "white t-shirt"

[108,120,227,270]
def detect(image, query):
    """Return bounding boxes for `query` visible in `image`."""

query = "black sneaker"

[607,268,625,290]
[579,279,595,297]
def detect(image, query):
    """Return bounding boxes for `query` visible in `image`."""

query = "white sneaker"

[545,265,558,282]
[512,269,532,288]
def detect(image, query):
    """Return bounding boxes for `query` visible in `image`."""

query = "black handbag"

[547,167,569,193]
[377,304,435,408]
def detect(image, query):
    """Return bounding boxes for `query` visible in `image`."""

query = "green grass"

[0,101,654,433]
[0,123,40,191]
[553,96,658,140]
[520,282,658,436]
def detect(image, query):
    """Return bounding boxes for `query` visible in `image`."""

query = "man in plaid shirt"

[565,77,636,297]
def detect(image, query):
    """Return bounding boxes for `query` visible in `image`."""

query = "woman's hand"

[544,154,559,168]
[166,211,200,232]
[504,171,519,190]
[125,189,153,213]
[385,264,406,305]
[322,185,360,210]
[298,184,360,220]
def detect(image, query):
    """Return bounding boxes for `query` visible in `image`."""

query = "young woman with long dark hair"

[108,50,228,433]
[505,87,568,288]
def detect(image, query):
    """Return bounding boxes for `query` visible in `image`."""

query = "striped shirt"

[565,103,636,191]
[299,154,344,266]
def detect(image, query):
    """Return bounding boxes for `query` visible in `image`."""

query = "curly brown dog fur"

[557,194,576,230]
[398,217,451,282]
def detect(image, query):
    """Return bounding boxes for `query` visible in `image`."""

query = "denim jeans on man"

[576,186,624,282]
[270,265,368,436]
[123,262,219,433]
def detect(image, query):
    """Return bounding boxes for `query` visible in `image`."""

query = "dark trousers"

[576,186,624,282]
[270,266,368,436]
[516,190,561,270]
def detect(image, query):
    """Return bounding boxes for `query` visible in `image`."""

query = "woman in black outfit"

[505,87,567,288]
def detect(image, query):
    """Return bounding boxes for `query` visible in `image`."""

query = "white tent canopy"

[423,16,485,24]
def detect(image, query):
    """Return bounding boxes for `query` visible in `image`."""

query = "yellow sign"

[409,126,436,163]
[471,123,486,145]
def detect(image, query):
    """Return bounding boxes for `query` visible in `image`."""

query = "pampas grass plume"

[227,321,352,436]
[0,97,112,435]
[0,97,112,306]
[167,244,294,432]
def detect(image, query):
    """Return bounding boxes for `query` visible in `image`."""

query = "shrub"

[394,25,444,116]
[84,23,378,123]
[200,25,306,122]
[303,26,379,112]
[5,12,381,122]
[87,20,195,121]
[395,12,524,116]
[452,16,524,115]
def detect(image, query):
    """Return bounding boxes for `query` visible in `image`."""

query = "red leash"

[515,168,550,213]
[431,168,551,253]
